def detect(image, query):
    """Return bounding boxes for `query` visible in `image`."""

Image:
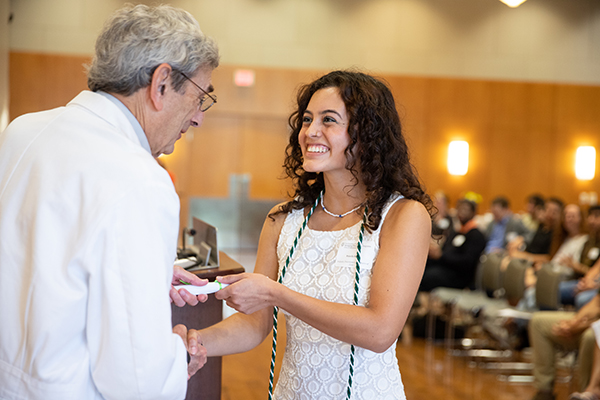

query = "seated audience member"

[508,197,564,264]
[484,196,530,254]
[545,204,588,278]
[570,332,600,400]
[560,205,600,308]
[529,293,600,400]
[522,193,546,234]
[431,190,455,245]
[520,204,587,310]
[419,198,486,292]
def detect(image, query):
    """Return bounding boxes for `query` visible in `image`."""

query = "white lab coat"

[0,91,188,399]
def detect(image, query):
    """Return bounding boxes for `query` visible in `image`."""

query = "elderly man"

[0,5,218,399]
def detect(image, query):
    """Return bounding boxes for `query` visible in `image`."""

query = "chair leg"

[426,294,437,342]
[445,302,456,351]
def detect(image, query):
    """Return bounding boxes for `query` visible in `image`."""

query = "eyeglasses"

[176,70,217,112]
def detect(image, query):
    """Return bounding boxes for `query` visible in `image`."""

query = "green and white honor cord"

[268,190,368,400]
[346,209,367,400]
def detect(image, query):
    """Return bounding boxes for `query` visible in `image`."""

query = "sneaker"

[570,392,600,400]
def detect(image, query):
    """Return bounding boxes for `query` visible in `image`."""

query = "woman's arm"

[198,205,287,357]
[508,248,551,265]
[577,258,600,292]
[217,199,431,353]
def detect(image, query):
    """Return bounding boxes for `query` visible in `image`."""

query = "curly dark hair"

[272,70,434,232]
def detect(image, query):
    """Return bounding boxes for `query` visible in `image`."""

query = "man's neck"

[111,91,148,132]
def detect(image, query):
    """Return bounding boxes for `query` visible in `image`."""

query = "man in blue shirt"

[484,196,530,254]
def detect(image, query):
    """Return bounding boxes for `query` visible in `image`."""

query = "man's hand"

[552,319,577,337]
[171,266,209,307]
[173,324,207,379]
[577,275,600,293]
[506,236,524,252]
[552,316,590,338]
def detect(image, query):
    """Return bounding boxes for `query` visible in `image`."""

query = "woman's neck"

[321,174,366,214]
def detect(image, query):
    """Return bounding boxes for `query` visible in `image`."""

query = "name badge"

[335,241,376,270]
[505,232,518,243]
[436,219,450,230]
[452,235,466,247]
[588,247,600,261]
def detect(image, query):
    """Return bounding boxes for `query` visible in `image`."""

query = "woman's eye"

[323,116,336,123]
[302,116,312,124]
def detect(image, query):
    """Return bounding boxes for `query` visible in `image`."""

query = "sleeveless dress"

[273,194,406,400]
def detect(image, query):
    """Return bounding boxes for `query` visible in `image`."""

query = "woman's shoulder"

[266,201,307,230]
[387,195,428,215]
[383,197,431,231]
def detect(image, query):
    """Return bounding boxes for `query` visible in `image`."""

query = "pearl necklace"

[320,196,363,218]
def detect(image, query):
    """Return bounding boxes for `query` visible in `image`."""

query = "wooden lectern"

[171,252,244,400]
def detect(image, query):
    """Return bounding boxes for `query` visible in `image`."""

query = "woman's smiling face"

[299,87,352,175]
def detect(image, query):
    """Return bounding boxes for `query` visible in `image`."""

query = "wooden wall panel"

[187,116,243,197]
[425,79,494,208]
[208,65,324,118]
[486,82,556,210]
[553,85,600,204]
[9,52,89,120]
[239,117,292,199]
[522,84,557,202]
[9,51,600,221]
[386,76,430,184]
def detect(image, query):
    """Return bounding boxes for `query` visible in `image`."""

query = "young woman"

[196,71,432,399]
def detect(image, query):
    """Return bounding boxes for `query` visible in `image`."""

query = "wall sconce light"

[500,0,526,7]
[576,146,596,180]
[448,141,469,176]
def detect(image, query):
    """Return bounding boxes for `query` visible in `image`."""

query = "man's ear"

[149,63,172,111]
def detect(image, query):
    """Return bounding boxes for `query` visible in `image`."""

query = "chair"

[533,263,577,388]
[535,263,563,311]
[476,258,534,379]
[476,260,577,383]
[463,258,530,353]
[426,252,507,347]
[503,258,528,307]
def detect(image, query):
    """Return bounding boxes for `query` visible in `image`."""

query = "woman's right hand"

[214,273,279,314]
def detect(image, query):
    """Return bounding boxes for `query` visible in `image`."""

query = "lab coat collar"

[67,91,149,154]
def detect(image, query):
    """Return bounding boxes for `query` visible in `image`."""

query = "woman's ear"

[149,63,172,111]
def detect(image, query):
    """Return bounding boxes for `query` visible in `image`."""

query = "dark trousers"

[419,265,469,292]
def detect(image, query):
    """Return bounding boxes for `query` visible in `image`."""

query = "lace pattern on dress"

[273,193,407,400]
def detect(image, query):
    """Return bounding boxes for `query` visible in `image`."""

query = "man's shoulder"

[507,215,526,228]
[466,226,486,240]
[5,104,68,133]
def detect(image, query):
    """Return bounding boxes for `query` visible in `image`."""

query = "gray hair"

[87,4,219,95]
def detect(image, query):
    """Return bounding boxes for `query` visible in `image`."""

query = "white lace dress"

[273,194,406,400]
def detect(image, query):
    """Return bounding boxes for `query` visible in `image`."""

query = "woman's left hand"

[214,273,277,314]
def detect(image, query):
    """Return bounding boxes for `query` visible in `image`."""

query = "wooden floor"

[221,318,577,400]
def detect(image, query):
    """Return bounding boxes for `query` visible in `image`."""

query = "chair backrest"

[479,252,504,294]
[535,263,562,310]
[503,258,529,305]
